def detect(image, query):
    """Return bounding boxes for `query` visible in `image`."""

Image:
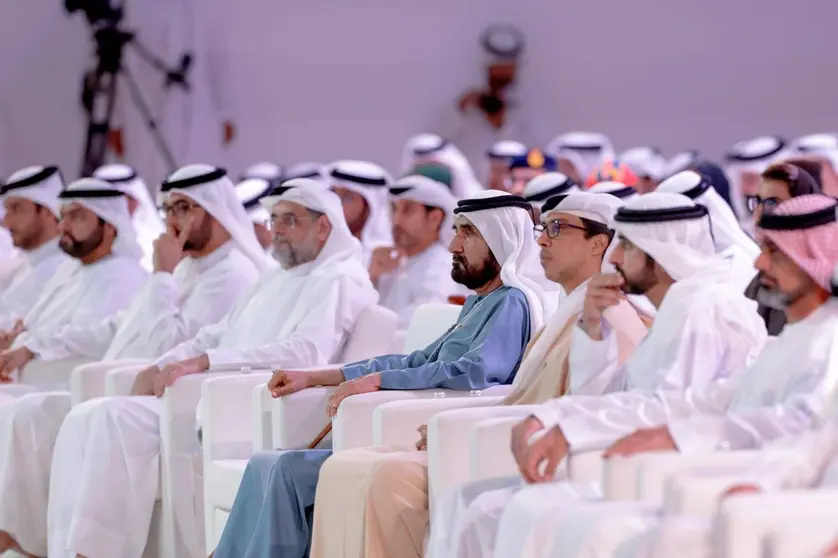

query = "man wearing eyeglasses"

[301,192,648,558]
[744,161,821,335]
[46,178,381,558]
[0,164,264,557]
[433,192,769,558]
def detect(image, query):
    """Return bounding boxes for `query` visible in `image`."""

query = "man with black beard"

[0,178,148,379]
[0,166,264,557]
[431,192,768,558]
[208,191,559,558]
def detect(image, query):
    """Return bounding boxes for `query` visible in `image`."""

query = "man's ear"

[591,234,609,258]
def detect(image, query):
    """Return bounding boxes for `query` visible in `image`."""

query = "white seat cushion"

[206,459,249,511]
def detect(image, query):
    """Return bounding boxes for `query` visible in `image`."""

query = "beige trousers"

[311,447,430,558]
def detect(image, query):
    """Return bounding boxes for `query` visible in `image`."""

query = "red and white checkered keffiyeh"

[759,194,838,290]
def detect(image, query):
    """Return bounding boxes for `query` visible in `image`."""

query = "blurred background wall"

[1,0,836,182]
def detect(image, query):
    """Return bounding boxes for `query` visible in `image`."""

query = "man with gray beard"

[46,179,380,558]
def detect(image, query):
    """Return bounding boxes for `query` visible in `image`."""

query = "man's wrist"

[196,354,210,372]
[579,317,604,340]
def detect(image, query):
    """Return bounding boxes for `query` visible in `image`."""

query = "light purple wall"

[1,0,836,180]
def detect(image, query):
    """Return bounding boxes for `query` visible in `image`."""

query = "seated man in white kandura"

[0,178,149,391]
[0,164,264,557]
[428,191,769,558]
[46,179,379,558]
[0,165,71,330]
[540,194,838,558]
[369,173,462,331]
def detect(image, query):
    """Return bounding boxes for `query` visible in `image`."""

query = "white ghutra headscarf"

[454,190,560,331]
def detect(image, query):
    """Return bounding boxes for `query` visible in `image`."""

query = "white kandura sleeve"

[22,315,121,361]
[742,423,838,492]
[138,266,253,356]
[667,365,838,454]
[13,265,144,354]
[205,278,375,371]
[542,315,738,452]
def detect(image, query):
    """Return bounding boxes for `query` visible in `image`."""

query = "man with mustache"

[431,192,769,558]
[307,192,649,558]
[0,177,148,383]
[0,165,264,557]
[209,190,559,558]
[369,174,462,331]
[46,179,380,558]
[520,194,838,558]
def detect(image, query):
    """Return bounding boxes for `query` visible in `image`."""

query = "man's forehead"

[453,215,475,228]
[272,200,308,215]
[168,191,198,206]
[540,211,581,225]
[60,201,88,214]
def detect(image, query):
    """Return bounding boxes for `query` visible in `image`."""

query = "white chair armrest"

[252,385,274,452]
[603,450,772,504]
[19,357,95,390]
[160,372,239,558]
[469,413,534,482]
[201,373,273,462]
[270,386,338,449]
[664,469,756,517]
[428,404,541,511]
[334,386,510,452]
[104,364,150,396]
[766,521,838,558]
[373,395,506,447]
[718,488,838,558]
[69,358,151,406]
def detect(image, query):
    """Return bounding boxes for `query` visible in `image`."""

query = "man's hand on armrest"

[512,416,570,484]
[131,365,161,396]
[268,367,345,399]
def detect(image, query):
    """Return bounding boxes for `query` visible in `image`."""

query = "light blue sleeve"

[341,349,430,381]
[375,291,530,390]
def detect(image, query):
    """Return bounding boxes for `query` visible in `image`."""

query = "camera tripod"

[79,21,191,177]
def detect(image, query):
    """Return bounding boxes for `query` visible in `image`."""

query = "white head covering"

[543,191,624,274]
[389,174,457,245]
[620,147,668,181]
[93,163,166,243]
[610,192,718,281]
[656,170,760,259]
[400,133,484,198]
[663,150,700,179]
[454,190,559,330]
[264,183,372,285]
[160,165,269,272]
[542,191,622,226]
[235,178,273,224]
[488,140,529,160]
[522,172,579,209]
[588,181,639,201]
[242,162,284,184]
[724,135,791,223]
[326,160,393,251]
[285,162,326,184]
[59,178,143,261]
[791,133,838,172]
[2,165,64,217]
[545,132,615,181]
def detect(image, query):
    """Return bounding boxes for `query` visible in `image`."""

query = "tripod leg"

[120,66,178,174]
[80,70,118,177]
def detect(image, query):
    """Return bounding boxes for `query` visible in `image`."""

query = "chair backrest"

[402,303,462,353]
[339,305,399,363]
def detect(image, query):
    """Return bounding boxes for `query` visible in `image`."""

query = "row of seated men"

[0,141,834,558]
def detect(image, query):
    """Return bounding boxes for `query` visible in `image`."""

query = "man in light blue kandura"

[211,189,560,558]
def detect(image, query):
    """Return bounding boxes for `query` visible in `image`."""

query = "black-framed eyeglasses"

[745,195,782,214]
[160,200,199,218]
[533,219,587,240]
